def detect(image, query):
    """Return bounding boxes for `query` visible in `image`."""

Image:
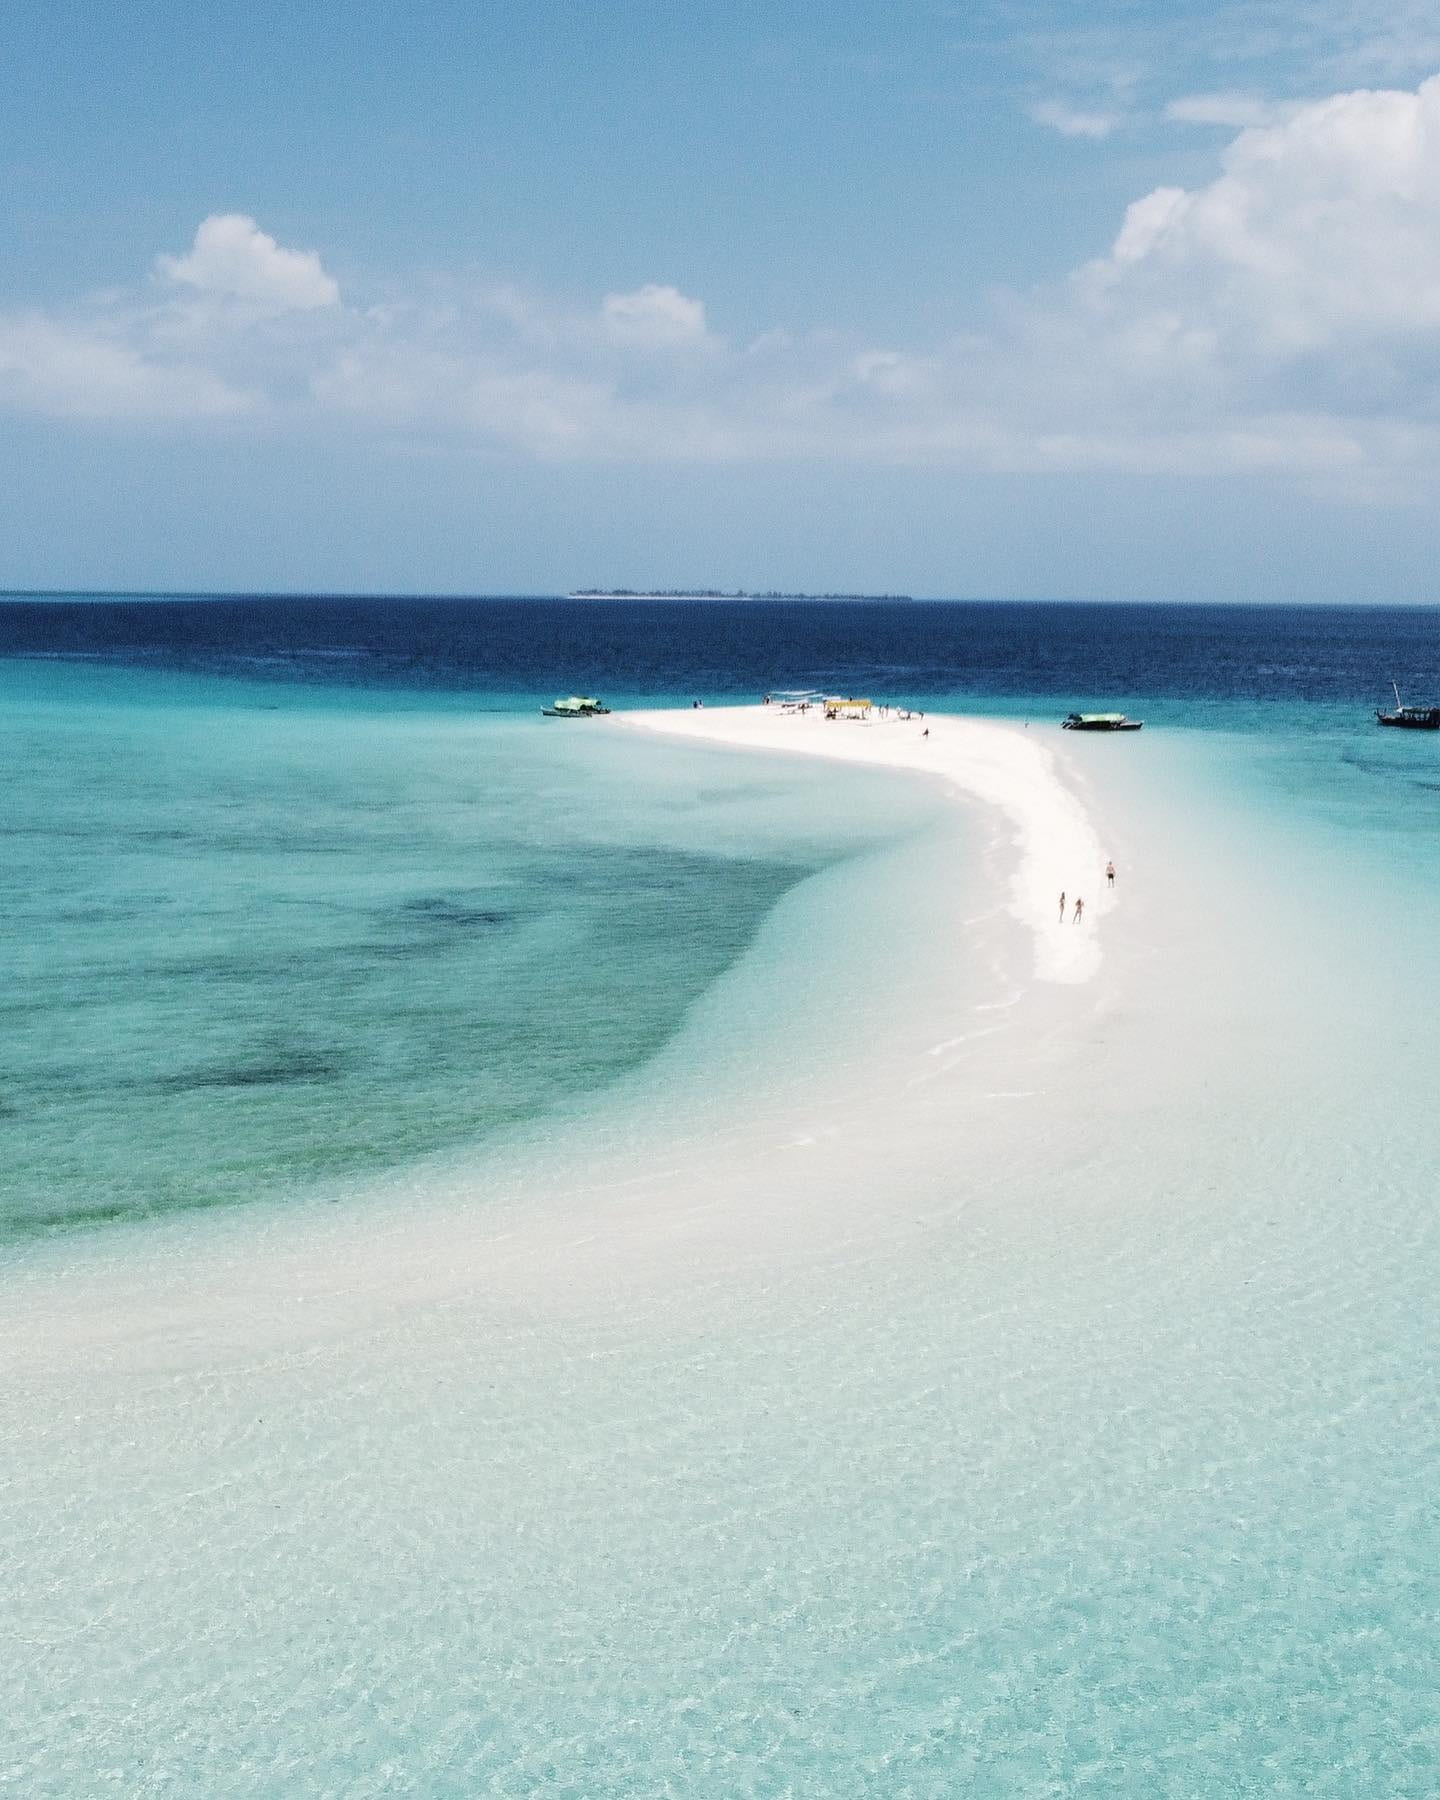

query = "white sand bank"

[621,704,1112,982]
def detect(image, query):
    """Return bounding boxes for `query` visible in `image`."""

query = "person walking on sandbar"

[1106,860,1116,887]
[1058,890,1066,921]
[1073,895,1085,923]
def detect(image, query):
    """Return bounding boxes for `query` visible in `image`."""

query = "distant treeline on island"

[567,588,915,601]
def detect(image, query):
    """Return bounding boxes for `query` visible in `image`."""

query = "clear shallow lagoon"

[0,658,942,1238]
[4,597,1440,1796]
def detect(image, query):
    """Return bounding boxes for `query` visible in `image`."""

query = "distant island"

[566,588,914,601]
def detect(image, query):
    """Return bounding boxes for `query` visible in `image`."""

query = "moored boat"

[1376,684,1440,729]
[1062,712,1143,732]
[541,695,611,717]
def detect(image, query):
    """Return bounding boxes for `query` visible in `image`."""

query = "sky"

[6,0,1440,600]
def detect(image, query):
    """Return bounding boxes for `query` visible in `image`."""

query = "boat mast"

[1393,680,1404,710]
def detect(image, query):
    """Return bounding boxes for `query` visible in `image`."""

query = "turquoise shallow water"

[5,615,1440,1797]
[0,662,943,1238]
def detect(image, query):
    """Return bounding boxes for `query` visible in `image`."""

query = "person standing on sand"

[1106,860,1116,887]
[1073,896,1085,923]
[1058,891,1066,921]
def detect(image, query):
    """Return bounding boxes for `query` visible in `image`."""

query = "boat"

[541,695,611,717]
[1376,683,1440,729]
[1062,712,1143,732]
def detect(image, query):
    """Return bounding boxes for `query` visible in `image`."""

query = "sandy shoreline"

[3,702,1121,1344]
[620,703,1113,983]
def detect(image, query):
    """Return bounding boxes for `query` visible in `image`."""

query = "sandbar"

[620,703,1112,983]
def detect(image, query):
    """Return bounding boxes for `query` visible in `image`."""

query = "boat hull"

[1377,712,1440,729]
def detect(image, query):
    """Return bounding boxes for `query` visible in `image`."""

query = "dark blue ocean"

[4,592,1438,720]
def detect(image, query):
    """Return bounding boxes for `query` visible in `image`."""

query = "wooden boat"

[1062,712,1143,732]
[541,695,611,717]
[1376,684,1440,729]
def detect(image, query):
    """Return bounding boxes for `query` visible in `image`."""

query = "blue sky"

[6,0,1440,599]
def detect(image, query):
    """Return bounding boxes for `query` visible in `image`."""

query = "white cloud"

[156,213,339,312]
[600,283,711,346]
[1006,1,1440,111]
[12,104,1440,499]
[309,343,619,457]
[1030,99,1121,139]
[0,314,251,420]
[1165,91,1299,128]
[1086,76,1440,353]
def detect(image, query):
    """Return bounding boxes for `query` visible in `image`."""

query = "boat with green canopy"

[541,695,611,717]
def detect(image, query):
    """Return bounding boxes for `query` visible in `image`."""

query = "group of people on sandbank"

[759,693,924,722]
[1059,861,1116,924]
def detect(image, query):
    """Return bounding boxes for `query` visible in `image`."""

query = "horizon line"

[3,588,1440,610]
